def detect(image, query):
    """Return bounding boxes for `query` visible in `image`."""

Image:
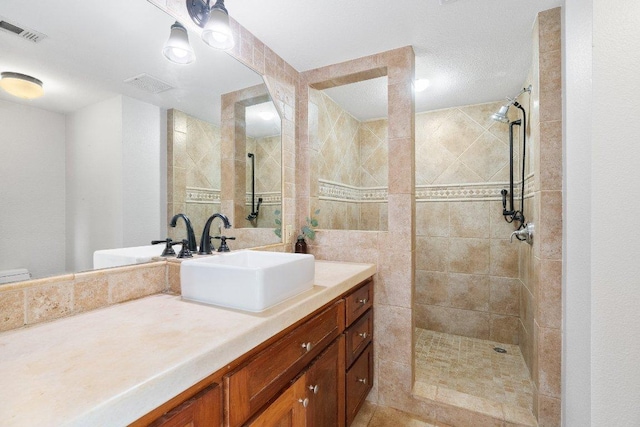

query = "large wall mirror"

[0,0,281,283]
[308,76,388,231]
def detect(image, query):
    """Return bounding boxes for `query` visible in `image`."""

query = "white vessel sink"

[93,244,180,269]
[180,251,315,312]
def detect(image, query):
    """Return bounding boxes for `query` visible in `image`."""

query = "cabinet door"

[306,336,345,427]
[246,375,308,427]
[150,383,221,427]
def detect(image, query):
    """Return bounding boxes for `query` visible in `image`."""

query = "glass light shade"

[201,8,234,50]
[491,104,511,123]
[0,72,44,99]
[163,22,195,64]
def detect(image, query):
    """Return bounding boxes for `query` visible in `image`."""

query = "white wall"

[0,100,66,279]
[565,0,640,425]
[122,97,162,246]
[66,96,124,272]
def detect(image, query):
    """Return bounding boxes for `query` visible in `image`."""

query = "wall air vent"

[124,73,174,94]
[0,16,47,43]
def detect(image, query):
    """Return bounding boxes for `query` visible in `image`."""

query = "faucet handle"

[151,238,176,257]
[177,239,193,258]
[214,236,235,252]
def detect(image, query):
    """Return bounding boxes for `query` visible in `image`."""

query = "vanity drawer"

[345,279,373,326]
[345,343,373,426]
[345,309,372,368]
[225,301,344,427]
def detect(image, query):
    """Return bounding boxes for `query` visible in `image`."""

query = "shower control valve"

[510,223,534,245]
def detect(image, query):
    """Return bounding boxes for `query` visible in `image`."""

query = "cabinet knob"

[298,398,309,408]
[308,384,319,394]
[358,332,368,339]
[301,342,313,352]
[357,377,367,385]
[358,298,368,305]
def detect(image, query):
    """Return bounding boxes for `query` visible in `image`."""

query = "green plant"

[273,209,320,241]
[274,209,282,238]
[299,209,320,240]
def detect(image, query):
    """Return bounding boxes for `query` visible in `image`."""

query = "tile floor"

[351,402,452,427]
[414,328,534,411]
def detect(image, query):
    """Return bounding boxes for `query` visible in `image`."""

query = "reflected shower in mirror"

[0,0,282,283]
[308,76,389,231]
[245,101,282,229]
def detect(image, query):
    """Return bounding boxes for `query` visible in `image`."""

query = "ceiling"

[229,0,564,119]
[0,0,564,125]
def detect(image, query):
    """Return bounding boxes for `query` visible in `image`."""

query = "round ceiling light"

[0,72,44,99]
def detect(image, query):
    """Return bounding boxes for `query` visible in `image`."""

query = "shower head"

[490,85,532,122]
[491,105,511,123]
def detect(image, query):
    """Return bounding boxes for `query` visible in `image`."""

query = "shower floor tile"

[414,328,534,412]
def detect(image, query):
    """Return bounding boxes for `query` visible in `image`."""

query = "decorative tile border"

[318,179,387,203]
[186,187,221,204]
[318,176,535,203]
[245,191,282,206]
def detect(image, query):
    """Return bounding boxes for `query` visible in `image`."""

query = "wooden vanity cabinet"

[246,337,345,427]
[343,279,374,426]
[135,276,374,427]
[148,383,222,427]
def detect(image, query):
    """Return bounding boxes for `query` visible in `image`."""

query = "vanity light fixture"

[0,72,44,99]
[187,0,235,51]
[163,22,196,64]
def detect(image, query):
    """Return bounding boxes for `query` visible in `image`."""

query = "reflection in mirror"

[245,101,282,229]
[0,0,281,283]
[308,76,388,231]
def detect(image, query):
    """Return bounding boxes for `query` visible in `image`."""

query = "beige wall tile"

[0,290,25,332]
[449,238,490,275]
[377,250,413,308]
[537,394,561,427]
[416,202,449,237]
[416,236,448,272]
[447,273,490,311]
[415,270,448,307]
[422,305,490,339]
[376,305,412,365]
[539,121,562,191]
[108,264,166,304]
[459,132,510,181]
[26,282,74,324]
[539,191,562,260]
[490,239,520,278]
[489,314,519,345]
[538,259,562,329]
[449,201,490,239]
[489,277,521,316]
[538,327,561,398]
[538,8,561,54]
[73,272,109,313]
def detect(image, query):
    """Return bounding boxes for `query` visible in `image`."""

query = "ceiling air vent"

[0,16,47,43]
[124,73,174,94]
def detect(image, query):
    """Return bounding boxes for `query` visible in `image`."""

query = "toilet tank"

[0,268,31,284]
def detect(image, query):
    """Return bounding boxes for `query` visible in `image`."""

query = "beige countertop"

[0,260,375,427]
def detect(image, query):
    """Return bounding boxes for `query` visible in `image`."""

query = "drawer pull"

[358,332,368,339]
[298,398,309,408]
[308,384,319,394]
[301,342,313,352]
[357,298,368,305]
[357,377,367,385]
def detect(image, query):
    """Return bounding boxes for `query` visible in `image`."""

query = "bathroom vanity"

[0,260,375,427]
[134,276,374,427]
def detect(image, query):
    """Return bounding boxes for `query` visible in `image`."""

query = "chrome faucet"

[199,213,232,254]
[170,213,198,252]
[510,223,534,245]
